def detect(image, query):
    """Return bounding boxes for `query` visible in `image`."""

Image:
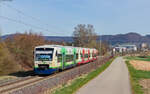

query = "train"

[34,45,98,75]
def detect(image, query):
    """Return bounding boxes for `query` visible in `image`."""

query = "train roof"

[35,45,63,48]
[35,45,97,50]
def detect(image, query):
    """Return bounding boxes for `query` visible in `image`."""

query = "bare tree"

[73,24,97,47]
[73,24,110,55]
[86,24,98,48]
[73,24,87,47]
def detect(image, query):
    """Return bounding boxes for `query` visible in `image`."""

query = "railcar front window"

[36,54,53,61]
[36,48,54,52]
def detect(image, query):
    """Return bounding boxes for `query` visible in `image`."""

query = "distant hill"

[100,32,150,46]
[2,32,150,46]
[44,36,73,43]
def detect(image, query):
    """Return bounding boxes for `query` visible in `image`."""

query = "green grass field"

[126,56,150,94]
[125,56,150,61]
[52,57,115,94]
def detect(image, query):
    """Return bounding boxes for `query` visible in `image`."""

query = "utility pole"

[100,39,101,56]
[99,35,102,56]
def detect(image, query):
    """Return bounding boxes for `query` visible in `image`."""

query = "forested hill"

[2,32,150,45]
[100,32,150,45]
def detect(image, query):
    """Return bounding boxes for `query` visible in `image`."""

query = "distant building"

[113,44,137,53]
[141,43,149,51]
[141,43,148,48]
[113,47,126,53]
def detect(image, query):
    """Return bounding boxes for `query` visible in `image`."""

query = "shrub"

[0,42,21,75]
[5,32,45,70]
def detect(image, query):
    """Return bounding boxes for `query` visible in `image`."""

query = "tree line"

[0,24,109,75]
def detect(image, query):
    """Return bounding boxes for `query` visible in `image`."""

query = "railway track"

[0,76,33,87]
[0,57,105,94]
[0,68,74,94]
[0,76,45,94]
[0,64,87,94]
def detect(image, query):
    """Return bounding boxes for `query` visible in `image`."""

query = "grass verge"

[125,56,150,61]
[126,59,150,94]
[52,57,115,94]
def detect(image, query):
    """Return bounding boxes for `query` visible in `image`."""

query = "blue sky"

[0,0,150,36]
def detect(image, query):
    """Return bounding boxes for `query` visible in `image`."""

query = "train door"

[61,47,66,70]
[88,49,90,61]
[82,49,85,63]
[73,48,76,65]
[92,50,94,60]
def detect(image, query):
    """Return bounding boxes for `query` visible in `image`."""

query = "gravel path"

[76,57,131,94]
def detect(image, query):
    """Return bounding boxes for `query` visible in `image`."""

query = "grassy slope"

[52,57,115,94]
[126,56,150,94]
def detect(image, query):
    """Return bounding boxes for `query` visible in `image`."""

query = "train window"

[66,55,74,62]
[36,48,44,51]
[56,51,58,56]
[76,54,78,59]
[58,54,62,62]
[36,48,54,52]
[71,55,74,61]
[45,48,53,51]
[94,54,97,57]
[81,53,83,58]
[84,54,88,58]
[66,55,69,62]
[36,54,53,61]
[92,53,94,57]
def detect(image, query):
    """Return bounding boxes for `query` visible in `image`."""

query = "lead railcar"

[34,45,98,75]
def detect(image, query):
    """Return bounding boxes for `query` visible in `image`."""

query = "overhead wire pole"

[99,35,102,56]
